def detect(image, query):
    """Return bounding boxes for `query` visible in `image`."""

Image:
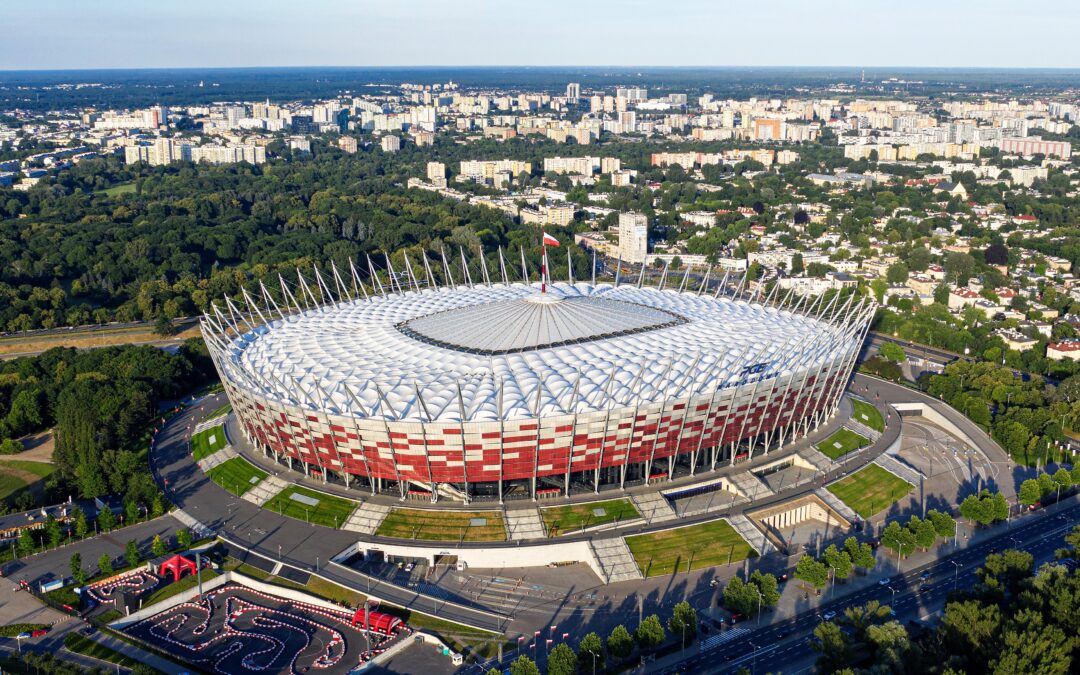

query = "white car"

[879,577,891,586]
[822,610,837,621]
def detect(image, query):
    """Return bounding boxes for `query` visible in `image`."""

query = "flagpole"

[541,226,547,294]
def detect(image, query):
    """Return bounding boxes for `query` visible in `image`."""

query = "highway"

[654,500,1079,674]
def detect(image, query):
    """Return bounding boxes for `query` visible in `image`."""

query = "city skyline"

[3,0,1080,71]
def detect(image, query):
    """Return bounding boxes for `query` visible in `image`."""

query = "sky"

[3,0,1079,71]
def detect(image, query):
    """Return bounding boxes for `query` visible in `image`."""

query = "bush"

[860,356,903,381]
[0,623,50,637]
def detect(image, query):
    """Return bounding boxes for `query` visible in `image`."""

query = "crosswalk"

[699,626,751,652]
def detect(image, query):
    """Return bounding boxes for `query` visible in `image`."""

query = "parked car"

[30,628,48,638]
[728,612,744,625]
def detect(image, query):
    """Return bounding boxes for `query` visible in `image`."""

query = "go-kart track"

[123,584,409,674]
[84,570,162,605]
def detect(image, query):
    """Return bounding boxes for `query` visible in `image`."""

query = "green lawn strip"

[263,486,357,529]
[95,182,137,196]
[63,632,165,673]
[191,425,228,461]
[826,464,915,518]
[0,474,29,502]
[376,508,507,541]
[0,460,55,501]
[540,498,641,536]
[205,402,232,420]
[0,623,50,637]
[207,456,267,495]
[141,568,221,607]
[816,428,871,460]
[850,399,885,432]
[625,520,757,578]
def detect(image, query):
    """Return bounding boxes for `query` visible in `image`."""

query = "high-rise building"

[427,161,447,187]
[380,135,401,153]
[618,212,648,264]
[338,136,358,154]
[566,82,581,102]
[618,111,637,133]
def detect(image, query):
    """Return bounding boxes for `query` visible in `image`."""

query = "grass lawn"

[827,464,914,518]
[96,182,137,196]
[191,425,228,461]
[205,402,232,420]
[263,486,357,529]
[625,520,757,577]
[142,568,220,607]
[816,428,871,460]
[376,508,507,541]
[0,459,55,502]
[850,399,885,432]
[207,456,267,496]
[540,499,641,536]
[63,633,164,673]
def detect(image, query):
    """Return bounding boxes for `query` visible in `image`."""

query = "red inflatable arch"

[159,554,198,582]
[350,607,402,634]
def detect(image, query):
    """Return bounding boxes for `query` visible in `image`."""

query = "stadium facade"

[202,252,873,502]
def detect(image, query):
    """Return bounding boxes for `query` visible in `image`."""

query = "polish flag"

[543,232,560,247]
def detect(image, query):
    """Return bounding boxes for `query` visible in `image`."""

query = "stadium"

[201,252,874,503]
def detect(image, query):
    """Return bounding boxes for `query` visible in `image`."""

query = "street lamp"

[749,640,759,675]
[951,561,963,591]
[587,649,599,675]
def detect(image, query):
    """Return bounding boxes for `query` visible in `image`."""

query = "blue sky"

[2,0,1078,70]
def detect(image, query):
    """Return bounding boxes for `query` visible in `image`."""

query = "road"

[653,499,1079,674]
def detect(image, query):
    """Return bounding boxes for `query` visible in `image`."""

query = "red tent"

[158,554,197,582]
[351,607,402,634]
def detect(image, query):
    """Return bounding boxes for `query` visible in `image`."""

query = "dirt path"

[7,431,54,463]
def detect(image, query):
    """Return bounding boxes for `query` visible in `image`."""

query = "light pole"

[951,561,962,591]
[755,587,763,626]
[587,649,598,675]
[749,640,758,675]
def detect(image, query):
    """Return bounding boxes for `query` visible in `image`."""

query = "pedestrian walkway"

[846,419,882,443]
[505,507,546,540]
[873,455,922,488]
[341,501,392,535]
[590,537,642,583]
[242,474,289,506]
[171,508,215,540]
[699,626,751,652]
[196,444,237,472]
[726,514,775,556]
[90,630,187,674]
[728,470,775,501]
[630,492,678,524]
[813,487,860,523]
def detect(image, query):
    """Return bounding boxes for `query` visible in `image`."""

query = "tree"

[546,644,577,675]
[879,341,906,364]
[822,544,853,581]
[914,517,938,550]
[97,506,116,532]
[790,252,805,275]
[944,251,976,285]
[98,553,113,576]
[44,515,62,549]
[1052,468,1073,491]
[508,655,541,675]
[881,521,916,558]
[150,534,166,557]
[176,528,192,550]
[722,576,758,616]
[844,536,877,570]
[1019,478,1042,506]
[810,620,852,673]
[17,528,34,557]
[70,553,84,585]
[634,614,665,650]
[885,261,909,284]
[984,242,1009,266]
[577,632,604,672]
[667,601,697,646]
[73,507,88,540]
[0,438,22,454]
[926,509,956,539]
[795,554,830,588]
[749,570,780,608]
[125,539,140,568]
[607,624,633,660]
[153,315,175,337]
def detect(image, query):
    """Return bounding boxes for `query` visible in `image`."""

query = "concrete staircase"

[630,492,678,524]
[726,514,775,556]
[243,474,289,506]
[590,537,642,584]
[873,455,922,489]
[814,487,860,523]
[672,491,748,518]
[728,470,775,501]
[797,446,835,473]
[846,419,882,443]
[342,501,392,536]
[196,445,237,472]
[505,507,546,540]
[171,509,215,540]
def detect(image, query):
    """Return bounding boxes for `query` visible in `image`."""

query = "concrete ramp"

[814,487,860,523]
[797,447,835,473]
[873,455,922,489]
[196,445,237,472]
[172,509,215,540]
[728,471,775,501]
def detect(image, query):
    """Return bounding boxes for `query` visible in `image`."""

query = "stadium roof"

[214,281,870,423]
